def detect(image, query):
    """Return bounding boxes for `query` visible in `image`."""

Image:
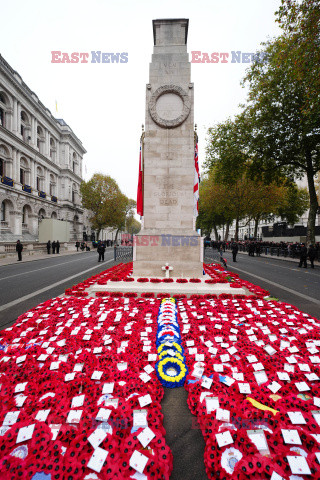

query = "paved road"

[220,251,320,319]
[0,250,117,330]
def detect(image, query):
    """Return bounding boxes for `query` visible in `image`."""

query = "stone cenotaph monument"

[133,19,203,278]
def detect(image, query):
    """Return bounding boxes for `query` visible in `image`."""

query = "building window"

[50,138,56,160]
[22,206,26,224]
[37,125,44,153]
[20,111,29,140]
[73,161,76,173]
[72,190,76,203]
[1,202,5,221]
[0,158,4,177]
[0,92,6,127]
[37,176,41,190]
[20,168,25,185]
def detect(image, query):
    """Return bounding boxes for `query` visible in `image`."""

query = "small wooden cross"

[162,262,173,278]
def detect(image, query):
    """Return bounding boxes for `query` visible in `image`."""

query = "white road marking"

[0,259,114,313]
[229,264,320,306]
[0,254,107,282]
[229,253,320,277]
[233,251,319,268]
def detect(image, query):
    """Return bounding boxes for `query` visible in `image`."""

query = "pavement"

[162,387,207,480]
[0,246,114,267]
[234,249,319,266]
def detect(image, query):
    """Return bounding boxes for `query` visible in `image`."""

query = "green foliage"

[126,216,141,234]
[204,0,320,243]
[80,173,136,239]
[276,185,310,225]
[275,0,320,116]
[196,175,229,236]
[204,114,250,181]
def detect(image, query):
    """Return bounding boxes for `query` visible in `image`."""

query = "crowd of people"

[205,238,319,267]
[75,240,111,262]
[75,241,91,252]
[46,240,61,254]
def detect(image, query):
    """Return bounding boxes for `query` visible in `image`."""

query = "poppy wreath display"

[0,287,174,479]
[155,299,188,388]
[204,263,270,297]
[176,295,320,479]
[1,261,320,479]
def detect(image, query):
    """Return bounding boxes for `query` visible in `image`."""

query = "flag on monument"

[137,140,143,216]
[193,136,200,217]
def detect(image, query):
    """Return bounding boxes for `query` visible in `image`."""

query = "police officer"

[16,240,23,261]
[97,241,105,262]
[308,244,316,269]
[298,243,308,268]
[231,241,239,262]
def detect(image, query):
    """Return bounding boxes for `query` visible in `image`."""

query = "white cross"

[162,262,173,278]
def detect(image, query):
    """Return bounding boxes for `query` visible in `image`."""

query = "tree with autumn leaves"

[197,168,308,241]
[80,173,137,242]
[202,0,319,243]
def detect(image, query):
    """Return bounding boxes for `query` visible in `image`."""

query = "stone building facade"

[0,54,86,242]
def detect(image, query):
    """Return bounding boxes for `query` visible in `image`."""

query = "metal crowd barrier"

[204,247,227,267]
[225,245,315,259]
[114,246,133,262]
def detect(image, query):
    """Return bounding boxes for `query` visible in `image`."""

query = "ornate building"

[0,54,86,242]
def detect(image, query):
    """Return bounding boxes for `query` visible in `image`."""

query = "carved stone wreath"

[148,85,191,128]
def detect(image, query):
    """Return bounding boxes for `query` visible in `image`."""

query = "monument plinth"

[133,19,203,278]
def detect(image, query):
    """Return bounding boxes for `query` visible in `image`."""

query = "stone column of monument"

[133,18,203,278]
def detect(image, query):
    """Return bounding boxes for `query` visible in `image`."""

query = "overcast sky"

[2,0,281,201]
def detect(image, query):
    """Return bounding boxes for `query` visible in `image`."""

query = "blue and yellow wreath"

[156,356,188,388]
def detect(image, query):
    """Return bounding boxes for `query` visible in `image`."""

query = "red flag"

[137,141,143,216]
[193,136,200,217]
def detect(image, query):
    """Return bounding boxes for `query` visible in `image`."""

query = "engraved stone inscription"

[164,62,177,74]
[160,199,178,206]
[156,93,183,121]
[154,190,185,198]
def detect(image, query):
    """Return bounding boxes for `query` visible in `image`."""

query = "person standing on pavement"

[97,241,105,262]
[298,243,308,268]
[52,240,56,254]
[56,240,60,254]
[308,244,316,269]
[46,240,51,254]
[16,240,23,261]
[231,241,238,262]
[75,241,80,251]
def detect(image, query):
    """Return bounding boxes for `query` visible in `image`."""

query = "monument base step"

[88,277,249,298]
